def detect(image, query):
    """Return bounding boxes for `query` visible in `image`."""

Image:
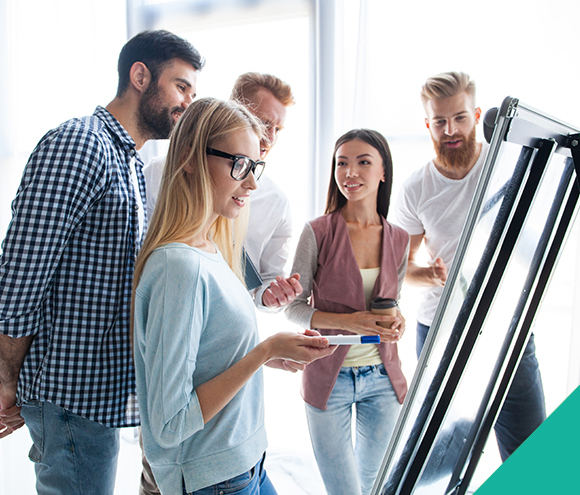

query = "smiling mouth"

[345,183,363,189]
[232,196,247,206]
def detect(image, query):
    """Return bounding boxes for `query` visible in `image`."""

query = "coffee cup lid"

[370,297,397,310]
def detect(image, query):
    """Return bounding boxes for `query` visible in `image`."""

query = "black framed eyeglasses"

[206,147,265,181]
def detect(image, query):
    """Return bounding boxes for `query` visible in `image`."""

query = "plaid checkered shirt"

[0,106,147,427]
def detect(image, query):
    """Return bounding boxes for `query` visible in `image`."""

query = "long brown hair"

[325,129,393,218]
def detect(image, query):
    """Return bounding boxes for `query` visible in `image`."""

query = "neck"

[186,213,218,252]
[434,141,483,180]
[340,200,381,227]
[105,96,148,150]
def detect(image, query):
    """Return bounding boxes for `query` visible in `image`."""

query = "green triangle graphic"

[475,385,580,494]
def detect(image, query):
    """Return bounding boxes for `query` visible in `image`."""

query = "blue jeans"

[416,322,546,461]
[305,364,401,495]
[184,454,277,495]
[20,399,120,495]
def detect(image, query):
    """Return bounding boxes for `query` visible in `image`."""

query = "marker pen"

[325,335,381,345]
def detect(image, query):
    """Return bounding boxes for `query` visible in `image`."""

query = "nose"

[243,170,258,191]
[345,164,357,177]
[444,120,457,136]
[182,92,195,108]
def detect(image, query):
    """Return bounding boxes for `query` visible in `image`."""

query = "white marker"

[325,335,381,345]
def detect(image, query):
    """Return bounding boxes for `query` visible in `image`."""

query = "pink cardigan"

[302,211,409,410]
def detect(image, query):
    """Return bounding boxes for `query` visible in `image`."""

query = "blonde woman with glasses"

[132,97,335,495]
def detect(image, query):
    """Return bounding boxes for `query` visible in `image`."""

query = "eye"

[435,119,446,127]
[337,160,347,167]
[359,160,371,165]
[177,85,186,92]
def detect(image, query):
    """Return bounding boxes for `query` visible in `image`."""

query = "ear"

[129,62,151,95]
[474,107,482,124]
[425,117,430,129]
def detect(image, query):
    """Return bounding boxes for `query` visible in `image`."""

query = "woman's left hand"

[375,309,406,343]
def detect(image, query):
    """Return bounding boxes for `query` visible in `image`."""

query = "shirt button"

[130,148,136,156]
[134,204,140,211]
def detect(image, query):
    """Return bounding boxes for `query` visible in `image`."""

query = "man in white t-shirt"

[144,73,301,311]
[393,71,546,462]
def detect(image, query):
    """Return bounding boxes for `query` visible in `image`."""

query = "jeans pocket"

[215,466,256,494]
[22,400,43,463]
[377,363,388,376]
[28,442,42,463]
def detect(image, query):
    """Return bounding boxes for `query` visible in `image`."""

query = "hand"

[265,359,307,373]
[337,311,406,343]
[0,383,24,439]
[262,274,303,309]
[431,257,448,286]
[264,329,336,366]
[377,309,406,344]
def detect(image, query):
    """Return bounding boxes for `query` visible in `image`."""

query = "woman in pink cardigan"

[285,129,410,495]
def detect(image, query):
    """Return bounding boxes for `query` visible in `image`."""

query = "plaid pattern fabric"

[0,106,147,427]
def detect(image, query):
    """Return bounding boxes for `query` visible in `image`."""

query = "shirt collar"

[93,105,137,154]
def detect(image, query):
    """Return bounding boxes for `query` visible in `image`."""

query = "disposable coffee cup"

[370,297,398,328]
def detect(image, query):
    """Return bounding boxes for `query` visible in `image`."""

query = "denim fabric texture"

[416,322,546,461]
[305,364,400,495]
[183,455,277,495]
[21,399,120,495]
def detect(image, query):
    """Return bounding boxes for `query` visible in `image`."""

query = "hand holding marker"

[326,298,397,345]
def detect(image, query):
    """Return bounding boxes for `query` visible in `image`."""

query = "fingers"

[433,257,448,284]
[303,329,321,337]
[281,360,306,373]
[0,405,25,439]
[261,289,281,309]
[262,275,303,308]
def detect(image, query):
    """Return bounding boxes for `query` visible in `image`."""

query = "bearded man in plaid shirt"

[0,29,202,495]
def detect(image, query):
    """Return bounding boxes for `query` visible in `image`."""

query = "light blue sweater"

[133,243,267,494]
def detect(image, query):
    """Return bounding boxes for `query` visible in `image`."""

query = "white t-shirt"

[393,142,489,326]
[143,157,293,310]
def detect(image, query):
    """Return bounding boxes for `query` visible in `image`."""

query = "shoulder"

[143,244,205,283]
[401,161,432,193]
[385,220,409,240]
[35,114,116,163]
[308,212,337,232]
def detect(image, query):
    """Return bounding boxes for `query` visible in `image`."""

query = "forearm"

[310,311,351,332]
[405,261,439,287]
[0,334,33,387]
[196,331,333,423]
[195,343,270,424]
[0,334,33,410]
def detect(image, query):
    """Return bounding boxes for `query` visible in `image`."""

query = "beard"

[137,82,184,140]
[432,126,477,171]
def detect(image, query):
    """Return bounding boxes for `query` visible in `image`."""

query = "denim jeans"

[416,322,546,461]
[20,399,120,495]
[184,454,277,495]
[305,364,400,495]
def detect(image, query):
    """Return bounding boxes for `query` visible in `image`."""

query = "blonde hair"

[133,97,263,300]
[420,71,476,110]
[230,72,295,107]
